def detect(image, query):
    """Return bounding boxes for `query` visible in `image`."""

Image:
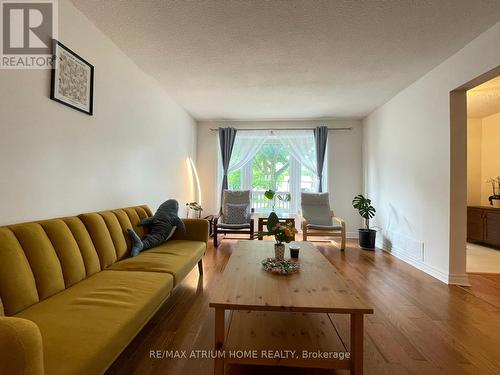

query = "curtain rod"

[209,127,351,131]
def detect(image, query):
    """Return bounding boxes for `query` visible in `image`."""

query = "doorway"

[466,76,500,273]
[450,66,500,307]
[449,65,500,286]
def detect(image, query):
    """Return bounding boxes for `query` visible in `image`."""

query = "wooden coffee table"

[209,241,373,374]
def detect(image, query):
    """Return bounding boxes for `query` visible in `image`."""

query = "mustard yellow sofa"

[0,205,209,375]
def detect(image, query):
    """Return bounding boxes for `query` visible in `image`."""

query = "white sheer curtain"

[275,130,317,175]
[275,129,322,211]
[228,130,270,172]
[216,130,270,209]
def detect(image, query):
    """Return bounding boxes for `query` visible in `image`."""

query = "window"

[225,132,326,214]
[228,169,241,190]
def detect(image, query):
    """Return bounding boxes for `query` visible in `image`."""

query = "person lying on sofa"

[127,199,186,256]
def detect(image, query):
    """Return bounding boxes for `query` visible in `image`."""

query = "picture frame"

[50,39,94,115]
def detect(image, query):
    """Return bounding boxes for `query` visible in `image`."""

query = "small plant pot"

[492,199,500,208]
[290,246,300,258]
[274,243,285,260]
[358,229,376,250]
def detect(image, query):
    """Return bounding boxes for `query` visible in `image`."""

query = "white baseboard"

[448,273,471,286]
[346,231,359,239]
[380,245,471,286]
[378,239,469,286]
[381,245,447,283]
[299,231,358,239]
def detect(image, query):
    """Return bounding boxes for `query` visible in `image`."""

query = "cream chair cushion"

[306,223,342,231]
[301,192,332,226]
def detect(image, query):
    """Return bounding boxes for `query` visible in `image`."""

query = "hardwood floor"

[106,238,500,375]
[464,273,500,310]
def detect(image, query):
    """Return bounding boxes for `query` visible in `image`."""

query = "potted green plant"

[264,189,291,212]
[352,194,376,250]
[255,212,297,260]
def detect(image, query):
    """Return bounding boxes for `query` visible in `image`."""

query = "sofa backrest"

[78,206,152,268]
[0,205,152,316]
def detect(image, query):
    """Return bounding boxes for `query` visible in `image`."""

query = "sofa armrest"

[171,219,209,244]
[0,317,44,375]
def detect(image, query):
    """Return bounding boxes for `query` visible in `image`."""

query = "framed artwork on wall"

[50,40,94,115]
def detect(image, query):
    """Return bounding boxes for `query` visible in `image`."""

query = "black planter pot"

[358,229,376,250]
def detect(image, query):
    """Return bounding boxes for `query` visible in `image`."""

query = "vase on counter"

[274,243,285,260]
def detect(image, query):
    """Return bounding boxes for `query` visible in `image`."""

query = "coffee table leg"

[350,313,364,375]
[214,308,225,375]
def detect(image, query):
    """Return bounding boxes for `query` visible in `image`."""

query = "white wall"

[196,119,363,236]
[467,118,482,205]
[0,0,196,225]
[481,112,500,203]
[362,21,500,284]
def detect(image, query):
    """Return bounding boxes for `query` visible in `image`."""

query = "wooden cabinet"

[467,206,500,247]
[485,210,500,246]
[467,207,484,242]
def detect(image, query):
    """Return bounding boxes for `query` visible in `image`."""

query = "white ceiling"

[70,0,500,120]
[468,76,500,118]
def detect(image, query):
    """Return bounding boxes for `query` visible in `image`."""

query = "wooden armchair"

[299,192,346,250]
[213,190,254,247]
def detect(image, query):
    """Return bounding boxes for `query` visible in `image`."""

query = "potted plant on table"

[486,176,500,208]
[352,194,377,250]
[256,212,298,260]
[264,189,291,213]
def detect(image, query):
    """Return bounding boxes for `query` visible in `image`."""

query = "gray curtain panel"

[314,126,328,192]
[218,127,237,197]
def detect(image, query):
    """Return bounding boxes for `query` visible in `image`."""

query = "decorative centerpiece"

[486,176,500,208]
[262,257,300,275]
[256,211,298,261]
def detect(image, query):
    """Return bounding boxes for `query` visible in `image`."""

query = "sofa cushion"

[79,206,155,269]
[16,270,173,375]
[8,223,66,301]
[108,240,205,285]
[79,213,118,269]
[123,207,150,238]
[62,217,101,277]
[99,211,129,261]
[0,228,39,315]
[110,209,135,254]
[39,220,86,288]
